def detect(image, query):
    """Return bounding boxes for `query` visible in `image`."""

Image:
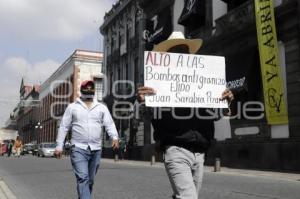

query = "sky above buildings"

[0,0,116,127]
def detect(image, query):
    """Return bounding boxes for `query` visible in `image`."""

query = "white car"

[37,143,56,157]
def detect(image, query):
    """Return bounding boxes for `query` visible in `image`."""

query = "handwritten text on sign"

[144,51,228,108]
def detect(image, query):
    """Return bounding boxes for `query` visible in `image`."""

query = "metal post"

[151,155,156,165]
[214,158,221,172]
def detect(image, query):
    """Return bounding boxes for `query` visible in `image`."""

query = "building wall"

[0,129,17,142]
[101,0,145,151]
[38,77,72,144]
[37,55,74,144]
[196,0,300,171]
[17,86,40,144]
[101,0,141,94]
[278,2,300,138]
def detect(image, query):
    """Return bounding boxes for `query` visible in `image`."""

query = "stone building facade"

[100,0,147,157]
[17,79,40,144]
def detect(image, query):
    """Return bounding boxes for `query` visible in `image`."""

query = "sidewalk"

[102,158,300,182]
[0,178,17,199]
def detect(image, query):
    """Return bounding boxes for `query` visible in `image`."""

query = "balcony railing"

[215,1,255,36]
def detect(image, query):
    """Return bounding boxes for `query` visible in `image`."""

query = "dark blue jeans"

[71,146,101,199]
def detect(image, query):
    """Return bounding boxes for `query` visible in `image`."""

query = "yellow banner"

[254,0,288,124]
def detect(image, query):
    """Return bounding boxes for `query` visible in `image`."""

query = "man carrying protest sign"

[138,31,235,199]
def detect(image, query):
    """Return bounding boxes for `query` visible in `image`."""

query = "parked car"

[32,144,38,156]
[21,143,35,155]
[37,143,56,157]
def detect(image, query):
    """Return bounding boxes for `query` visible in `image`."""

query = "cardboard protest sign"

[144,51,228,108]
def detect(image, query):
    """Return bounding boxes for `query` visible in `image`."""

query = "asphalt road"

[0,155,299,199]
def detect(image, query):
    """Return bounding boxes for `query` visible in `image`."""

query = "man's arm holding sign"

[221,88,234,105]
[137,86,156,102]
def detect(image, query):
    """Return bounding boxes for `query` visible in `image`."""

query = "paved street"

[0,155,299,199]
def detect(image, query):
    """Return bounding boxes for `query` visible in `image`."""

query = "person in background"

[14,136,23,158]
[54,80,119,199]
[7,140,13,157]
[119,138,126,160]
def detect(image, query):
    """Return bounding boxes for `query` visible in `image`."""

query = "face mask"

[80,89,95,101]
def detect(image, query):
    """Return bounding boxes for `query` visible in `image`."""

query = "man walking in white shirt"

[55,80,119,199]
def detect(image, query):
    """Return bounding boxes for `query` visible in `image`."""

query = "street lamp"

[35,122,43,144]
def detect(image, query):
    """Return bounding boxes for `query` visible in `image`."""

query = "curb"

[0,179,17,199]
[210,168,300,182]
[102,158,300,182]
[102,158,164,168]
